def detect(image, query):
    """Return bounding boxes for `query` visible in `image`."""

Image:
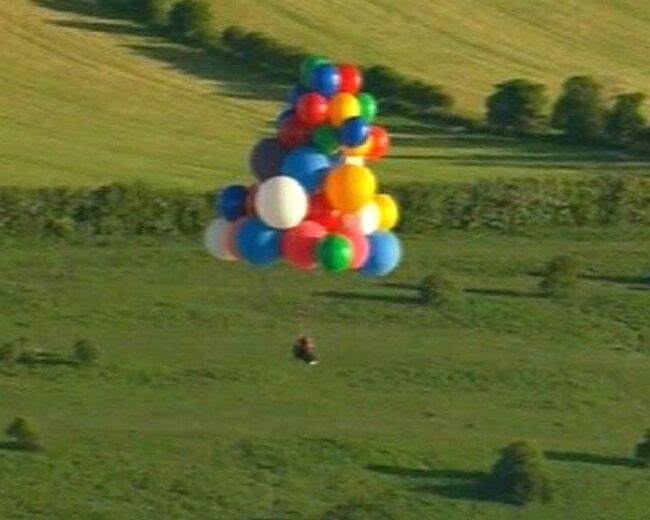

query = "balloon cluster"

[204,56,401,276]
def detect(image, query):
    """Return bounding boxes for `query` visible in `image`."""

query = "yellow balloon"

[325,165,377,213]
[329,93,361,127]
[375,194,399,230]
[342,138,373,157]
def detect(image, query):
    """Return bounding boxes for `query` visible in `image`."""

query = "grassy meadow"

[1,228,650,519]
[1,0,650,188]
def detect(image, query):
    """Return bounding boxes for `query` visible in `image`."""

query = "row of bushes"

[1,177,650,238]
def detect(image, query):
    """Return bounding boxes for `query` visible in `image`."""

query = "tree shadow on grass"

[32,0,290,104]
[465,288,543,299]
[313,290,421,306]
[580,274,649,286]
[366,464,500,504]
[545,450,639,468]
[0,440,21,451]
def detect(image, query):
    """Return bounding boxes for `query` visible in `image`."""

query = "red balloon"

[307,193,341,230]
[278,116,312,149]
[245,185,258,217]
[367,126,390,161]
[338,64,363,94]
[331,222,369,269]
[281,220,327,270]
[296,93,329,126]
[226,217,248,259]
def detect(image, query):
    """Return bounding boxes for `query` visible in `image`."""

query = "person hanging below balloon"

[292,334,318,365]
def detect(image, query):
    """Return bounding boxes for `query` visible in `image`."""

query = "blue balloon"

[359,232,402,277]
[216,185,248,221]
[281,146,330,194]
[235,219,282,268]
[287,84,310,106]
[311,65,341,97]
[340,117,369,147]
[276,108,295,129]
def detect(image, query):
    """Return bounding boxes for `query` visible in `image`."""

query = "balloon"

[375,194,399,230]
[367,126,390,160]
[311,64,341,97]
[300,56,329,88]
[359,232,402,277]
[341,201,380,235]
[216,185,248,221]
[342,156,366,166]
[296,93,329,126]
[338,64,363,94]
[276,108,295,129]
[226,217,248,259]
[278,116,312,149]
[281,220,327,270]
[324,165,377,213]
[329,93,361,127]
[313,126,340,155]
[204,219,236,262]
[249,138,286,181]
[235,218,282,268]
[288,84,309,106]
[255,176,308,229]
[316,235,353,273]
[307,193,340,230]
[331,222,369,269]
[358,93,378,123]
[340,117,370,147]
[281,146,330,194]
[245,184,258,217]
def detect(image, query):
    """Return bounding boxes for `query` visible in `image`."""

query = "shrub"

[484,440,553,505]
[539,255,581,297]
[0,341,16,365]
[551,76,607,142]
[420,273,461,306]
[635,429,650,467]
[169,0,215,44]
[605,93,647,144]
[73,339,101,365]
[486,79,548,134]
[125,0,173,24]
[5,417,40,451]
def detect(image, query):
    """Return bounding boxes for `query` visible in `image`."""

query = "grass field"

[1,228,649,519]
[1,0,650,188]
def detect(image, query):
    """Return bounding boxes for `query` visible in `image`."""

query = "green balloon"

[317,235,353,273]
[358,93,378,123]
[299,56,329,88]
[313,126,340,155]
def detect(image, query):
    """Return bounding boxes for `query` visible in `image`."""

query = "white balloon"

[255,176,308,229]
[204,218,236,261]
[342,201,380,235]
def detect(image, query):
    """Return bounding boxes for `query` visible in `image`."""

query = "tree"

[419,273,461,306]
[605,93,647,144]
[635,429,650,467]
[0,341,16,365]
[5,417,40,451]
[539,254,581,297]
[551,76,607,142]
[486,79,548,133]
[73,339,101,365]
[484,440,553,505]
[169,0,215,44]
[127,0,173,24]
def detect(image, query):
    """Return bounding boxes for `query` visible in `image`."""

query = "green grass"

[1,0,650,188]
[1,228,649,518]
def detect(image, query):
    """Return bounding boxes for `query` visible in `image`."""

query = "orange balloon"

[329,93,361,127]
[325,165,377,213]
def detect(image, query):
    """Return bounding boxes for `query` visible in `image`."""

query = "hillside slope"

[1,0,650,187]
